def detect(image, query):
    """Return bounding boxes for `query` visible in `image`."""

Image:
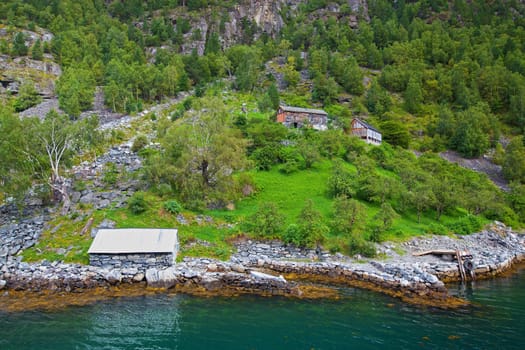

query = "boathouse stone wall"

[89,253,175,271]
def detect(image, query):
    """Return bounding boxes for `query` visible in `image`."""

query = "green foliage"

[160,97,248,207]
[373,202,399,233]
[294,200,329,247]
[245,202,285,237]
[450,104,495,158]
[56,67,96,117]
[163,199,183,214]
[348,235,376,257]
[327,159,355,198]
[508,182,525,219]
[102,162,119,186]
[13,80,42,112]
[131,134,148,153]
[426,223,449,236]
[331,196,367,236]
[380,120,410,148]
[404,74,423,114]
[128,191,148,215]
[446,215,484,235]
[503,137,525,183]
[11,32,27,56]
[31,38,43,60]
[366,80,392,115]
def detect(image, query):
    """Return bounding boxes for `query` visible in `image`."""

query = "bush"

[279,159,300,174]
[348,236,376,257]
[128,192,148,214]
[155,183,173,198]
[102,162,119,186]
[244,202,285,238]
[426,223,449,235]
[283,224,305,246]
[163,200,183,214]
[447,215,484,235]
[251,145,280,170]
[132,135,148,153]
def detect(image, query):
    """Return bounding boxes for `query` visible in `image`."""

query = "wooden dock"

[413,249,475,281]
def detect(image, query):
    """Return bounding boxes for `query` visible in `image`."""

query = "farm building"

[276,105,328,131]
[350,118,382,145]
[88,228,178,270]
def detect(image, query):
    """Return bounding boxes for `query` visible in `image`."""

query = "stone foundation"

[89,253,174,271]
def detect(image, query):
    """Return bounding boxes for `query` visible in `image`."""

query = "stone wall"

[89,253,174,271]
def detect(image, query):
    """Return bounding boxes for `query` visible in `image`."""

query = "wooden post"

[456,250,467,281]
[80,217,94,236]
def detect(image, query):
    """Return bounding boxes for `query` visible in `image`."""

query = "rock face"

[174,0,369,54]
[0,55,61,99]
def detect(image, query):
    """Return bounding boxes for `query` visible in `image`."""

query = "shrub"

[426,223,449,235]
[245,202,284,238]
[132,135,148,153]
[128,192,148,214]
[283,224,304,246]
[251,145,280,170]
[348,235,376,257]
[279,159,299,174]
[447,215,484,235]
[163,200,183,214]
[155,183,173,198]
[102,162,119,186]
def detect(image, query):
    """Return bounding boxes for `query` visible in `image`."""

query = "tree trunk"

[50,175,71,216]
[201,159,209,186]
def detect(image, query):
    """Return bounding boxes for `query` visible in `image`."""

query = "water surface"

[1,267,524,349]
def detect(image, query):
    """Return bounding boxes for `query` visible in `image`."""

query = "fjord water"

[1,268,524,350]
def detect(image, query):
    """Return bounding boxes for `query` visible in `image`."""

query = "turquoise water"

[1,267,524,350]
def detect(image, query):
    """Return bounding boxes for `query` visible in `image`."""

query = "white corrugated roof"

[88,228,178,254]
[279,105,328,115]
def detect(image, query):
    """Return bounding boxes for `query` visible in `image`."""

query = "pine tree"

[31,39,43,60]
[11,32,28,57]
[404,75,423,114]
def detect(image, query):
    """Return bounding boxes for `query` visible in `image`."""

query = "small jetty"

[413,249,475,281]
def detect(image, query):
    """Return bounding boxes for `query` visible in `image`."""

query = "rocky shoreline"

[1,216,524,309]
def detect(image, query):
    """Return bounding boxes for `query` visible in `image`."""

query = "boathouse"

[276,105,328,131]
[350,118,382,145]
[88,228,178,270]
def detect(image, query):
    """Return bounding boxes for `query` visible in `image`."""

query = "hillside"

[1,0,525,262]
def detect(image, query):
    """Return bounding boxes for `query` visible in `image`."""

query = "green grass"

[22,213,102,265]
[23,154,491,264]
[224,160,335,224]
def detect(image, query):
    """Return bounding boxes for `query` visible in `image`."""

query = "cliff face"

[176,0,369,54]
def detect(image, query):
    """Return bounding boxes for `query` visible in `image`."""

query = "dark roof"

[353,118,380,133]
[279,105,327,116]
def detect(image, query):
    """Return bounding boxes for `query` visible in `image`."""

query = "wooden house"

[350,118,382,145]
[276,105,328,131]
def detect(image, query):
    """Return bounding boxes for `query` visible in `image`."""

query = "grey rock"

[145,268,159,286]
[79,192,95,204]
[105,269,122,284]
[95,199,110,209]
[133,273,145,282]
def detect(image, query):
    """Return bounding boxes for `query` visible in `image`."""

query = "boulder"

[145,268,159,286]
[250,270,287,283]
[105,269,122,285]
[0,280,6,290]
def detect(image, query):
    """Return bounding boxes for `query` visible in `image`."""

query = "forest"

[1,0,525,260]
